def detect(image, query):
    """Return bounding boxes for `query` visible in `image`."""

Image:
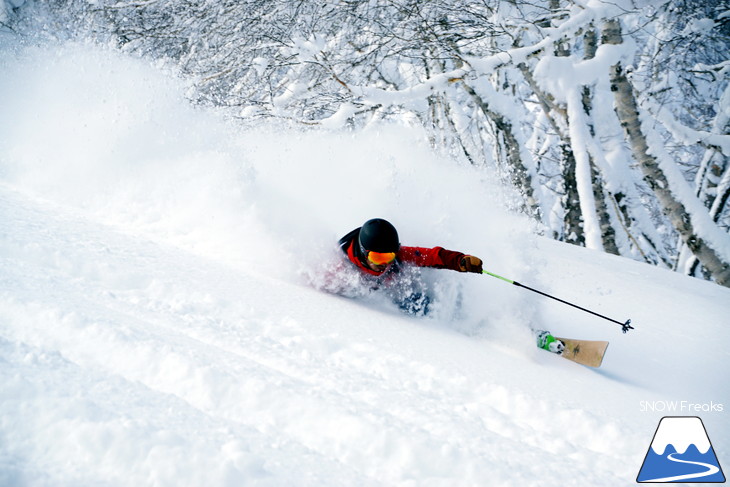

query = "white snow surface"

[1,42,729,487]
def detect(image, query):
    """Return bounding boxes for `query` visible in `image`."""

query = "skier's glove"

[459,255,483,273]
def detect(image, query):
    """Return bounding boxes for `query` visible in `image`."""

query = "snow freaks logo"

[637,416,726,483]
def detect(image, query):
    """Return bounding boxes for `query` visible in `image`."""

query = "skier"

[338,218,565,354]
[338,218,483,314]
[339,218,484,277]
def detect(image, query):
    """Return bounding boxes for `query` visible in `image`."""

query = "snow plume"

[0,41,536,330]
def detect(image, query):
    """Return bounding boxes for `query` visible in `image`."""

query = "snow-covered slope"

[1,42,728,487]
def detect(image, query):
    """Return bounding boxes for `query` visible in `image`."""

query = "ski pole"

[482,270,634,333]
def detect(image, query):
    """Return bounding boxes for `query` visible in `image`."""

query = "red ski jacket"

[339,228,466,278]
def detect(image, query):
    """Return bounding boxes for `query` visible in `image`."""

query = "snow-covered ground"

[1,42,728,487]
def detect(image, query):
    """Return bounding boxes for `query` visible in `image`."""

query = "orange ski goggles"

[366,250,397,266]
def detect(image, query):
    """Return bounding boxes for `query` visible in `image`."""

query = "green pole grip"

[482,270,515,285]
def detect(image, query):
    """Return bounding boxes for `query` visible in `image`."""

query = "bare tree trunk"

[590,162,619,255]
[460,81,539,216]
[710,165,730,225]
[560,143,585,245]
[605,19,730,287]
[517,61,584,244]
[583,25,619,255]
[550,0,586,246]
[518,24,617,251]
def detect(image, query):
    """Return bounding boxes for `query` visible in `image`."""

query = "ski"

[553,337,609,368]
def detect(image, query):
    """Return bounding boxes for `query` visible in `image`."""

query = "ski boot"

[535,330,565,354]
[396,291,431,316]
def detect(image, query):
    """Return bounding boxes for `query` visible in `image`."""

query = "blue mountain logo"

[637,416,725,483]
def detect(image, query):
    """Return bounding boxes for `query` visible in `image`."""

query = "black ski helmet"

[358,218,400,253]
